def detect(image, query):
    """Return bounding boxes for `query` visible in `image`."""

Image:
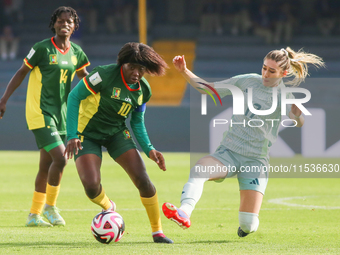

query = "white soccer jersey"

[214,73,294,159]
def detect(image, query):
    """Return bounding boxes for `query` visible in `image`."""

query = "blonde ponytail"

[265,47,325,86]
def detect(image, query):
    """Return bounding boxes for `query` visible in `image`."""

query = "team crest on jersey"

[123,130,131,139]
[111,87,121,99]
[138,94,143,105]
[49,54,58,65]
[71,55,77,65]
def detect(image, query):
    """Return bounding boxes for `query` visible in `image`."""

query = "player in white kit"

[163,47,325,237]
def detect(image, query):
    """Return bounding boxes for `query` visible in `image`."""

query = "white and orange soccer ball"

[91,211,125,244]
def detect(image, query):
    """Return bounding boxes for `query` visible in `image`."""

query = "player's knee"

[53,154,67,168]
[83,180,101,198]
[239,211,259,233]
[134,175,153,193]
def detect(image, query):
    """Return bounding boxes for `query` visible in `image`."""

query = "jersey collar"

[120,66,141,91]
[51,37,70,55]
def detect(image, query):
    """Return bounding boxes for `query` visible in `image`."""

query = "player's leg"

[237,190,263,237]
[236,157,268,237]
[74,137,115,211]
[26,148,53,227]
[114,148,173,243]
[27,125,66,227]
[163,146,235,229]
[42,143,68,226]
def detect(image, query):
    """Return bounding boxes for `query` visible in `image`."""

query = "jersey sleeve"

[23,43,43,69]
[66,78,92,140]
[84,67,104,94]
[75,48,90,71]
[130,107,155,157]
[214,74,255,98]
[141,77,152,104]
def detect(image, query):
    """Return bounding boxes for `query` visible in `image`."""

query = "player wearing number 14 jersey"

[0,7,90,228]
[64,42,173,243]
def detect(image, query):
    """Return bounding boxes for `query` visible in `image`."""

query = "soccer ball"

[91,211,125,244]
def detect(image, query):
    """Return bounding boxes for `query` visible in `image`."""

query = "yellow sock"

[46,183,60,206]
[89,188,111,210]
[30,191,46,215]
[140,192,162,233]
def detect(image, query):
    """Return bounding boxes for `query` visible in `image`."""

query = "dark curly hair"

[49,6,80,34]
[117,42,169,76]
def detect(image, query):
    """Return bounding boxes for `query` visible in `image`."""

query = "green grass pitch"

[0,151,339,254]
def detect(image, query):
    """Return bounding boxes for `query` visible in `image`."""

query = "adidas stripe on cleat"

[43,206,65,226]
[237,227,249,237]
[26,214,53,227]
[162,202,191,229]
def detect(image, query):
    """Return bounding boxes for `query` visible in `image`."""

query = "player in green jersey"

[163,47,325,237]
[0,6,90,227]
[64,42,173,243]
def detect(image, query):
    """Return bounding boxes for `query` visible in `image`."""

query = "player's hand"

[173,55,187,73]
[149,149,166,171]
[0,100,6,119]
[64,138,83,159]
[291,104,302,118]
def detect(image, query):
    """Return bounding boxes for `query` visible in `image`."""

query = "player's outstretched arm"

[0,63,30,119]
[173,55,214,94]
[149,149,166,171]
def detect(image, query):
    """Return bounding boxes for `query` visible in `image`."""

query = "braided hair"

[49,6,80,34]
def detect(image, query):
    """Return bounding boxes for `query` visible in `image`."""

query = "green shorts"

[32,116,65,152]
[74,129,137,161]
[211,145,269,195]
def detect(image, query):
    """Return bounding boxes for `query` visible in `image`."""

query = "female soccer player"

[162,47,324,237]
[64,42,173,243]
[0,7,90,227]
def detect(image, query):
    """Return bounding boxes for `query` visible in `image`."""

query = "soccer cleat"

[43,206,65,226]
[237,227,249,237]
[26,214,53,227]
[153,233,174,244]
[103,200,116,212]
[162,202,191,229]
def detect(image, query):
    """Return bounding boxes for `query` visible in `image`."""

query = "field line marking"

[268,195,340,209]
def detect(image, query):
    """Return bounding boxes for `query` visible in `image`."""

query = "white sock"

[179,167,209,217]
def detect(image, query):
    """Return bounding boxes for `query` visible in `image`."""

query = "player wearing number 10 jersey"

[76,63,151,140]
[64,42,173,243]
[0,6,90,228]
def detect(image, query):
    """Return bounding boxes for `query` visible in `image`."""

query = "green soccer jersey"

[78,64,152,140]
[214,73,294,159]
[24,37,90,133]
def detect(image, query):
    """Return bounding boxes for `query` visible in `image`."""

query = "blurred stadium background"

[0,0,339,157]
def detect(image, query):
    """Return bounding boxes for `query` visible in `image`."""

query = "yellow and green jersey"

[214,73,294,159]
[72,64,152,140]
[24,37,90,133]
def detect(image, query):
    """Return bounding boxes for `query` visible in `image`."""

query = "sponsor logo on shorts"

[51,131,58,136]
[123,130,131,139]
